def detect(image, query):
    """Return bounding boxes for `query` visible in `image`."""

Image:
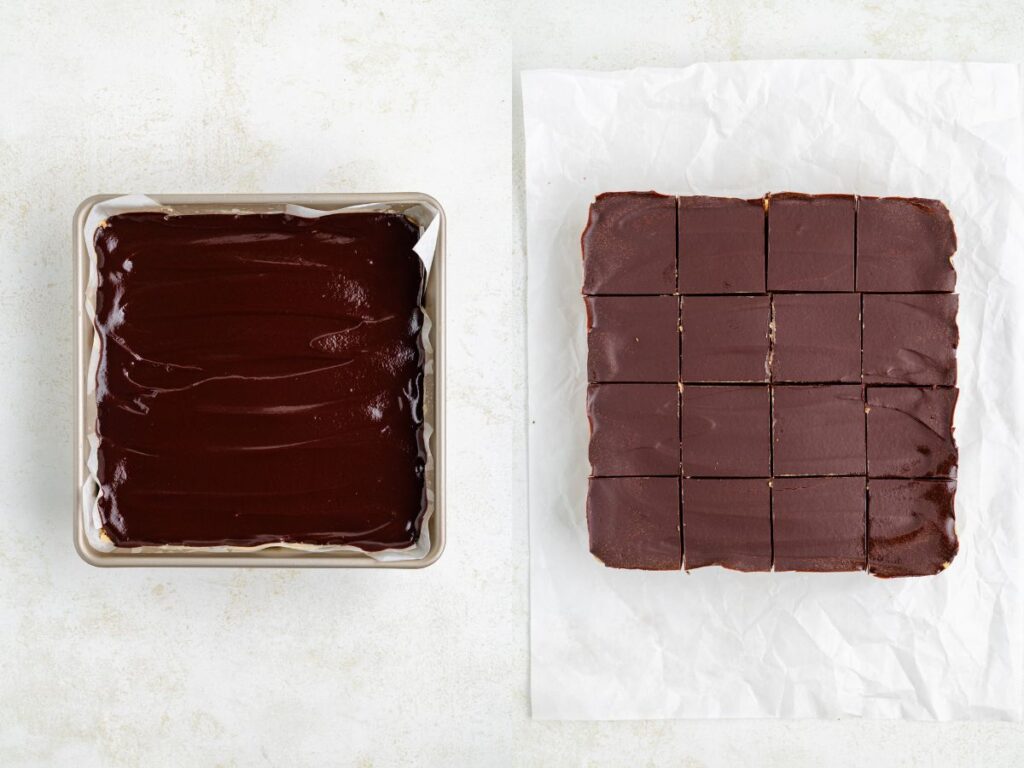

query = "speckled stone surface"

[2,1,1024,765]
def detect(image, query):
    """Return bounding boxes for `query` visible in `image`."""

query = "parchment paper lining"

[524,62,1024,720]
[82,195,438,561]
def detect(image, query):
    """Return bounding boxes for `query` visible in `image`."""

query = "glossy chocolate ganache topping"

[93,212,427,549]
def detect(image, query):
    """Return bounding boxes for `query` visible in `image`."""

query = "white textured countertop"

[1,1,1022,765]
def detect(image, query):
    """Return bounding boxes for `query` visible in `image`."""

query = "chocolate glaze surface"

[681,386,770,477]
[867,387,958,478]
[767,193,855,291]
[772,385,866,476]
[683,478,772,571]
[856,197,956,292]
[94,212,426,549]
[582,192,677,295]
[586,295,679,382]
[587,477,681,570]
[678,196,765,294]
[868,479,958,577]
[587,383,679,476]
[771,293,861,383]
[681,295,770,382]
[772,477,866,572]
[582,192,959,576]
[862,293,958,385]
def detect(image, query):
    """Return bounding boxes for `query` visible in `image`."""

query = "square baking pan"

[73,193,445,567]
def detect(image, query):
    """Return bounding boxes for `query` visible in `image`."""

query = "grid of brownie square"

[583,191,959,576]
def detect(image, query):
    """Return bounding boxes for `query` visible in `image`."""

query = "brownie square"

[582,192,677,295]
[682,478,772,571]
[772,385,866,476]
[587,477,681,570]
[867,387,958,478]
[586,296,679,382]
[856,197,957,292]
[772,293,861,383]
[868,479,958,577]
[587,383,679,476]
[772,477,866,572]
[678,196,765,293]
[681,295,770,382]
[767,193,855,291]
[862,294,958,385]
[681,386,770,477]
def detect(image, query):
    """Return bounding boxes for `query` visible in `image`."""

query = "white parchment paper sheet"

[524,61,1024,720]
[82,195,438,561]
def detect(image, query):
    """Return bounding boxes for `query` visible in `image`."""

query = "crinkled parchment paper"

[523,61,1024,720]
[82,195,438,561]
